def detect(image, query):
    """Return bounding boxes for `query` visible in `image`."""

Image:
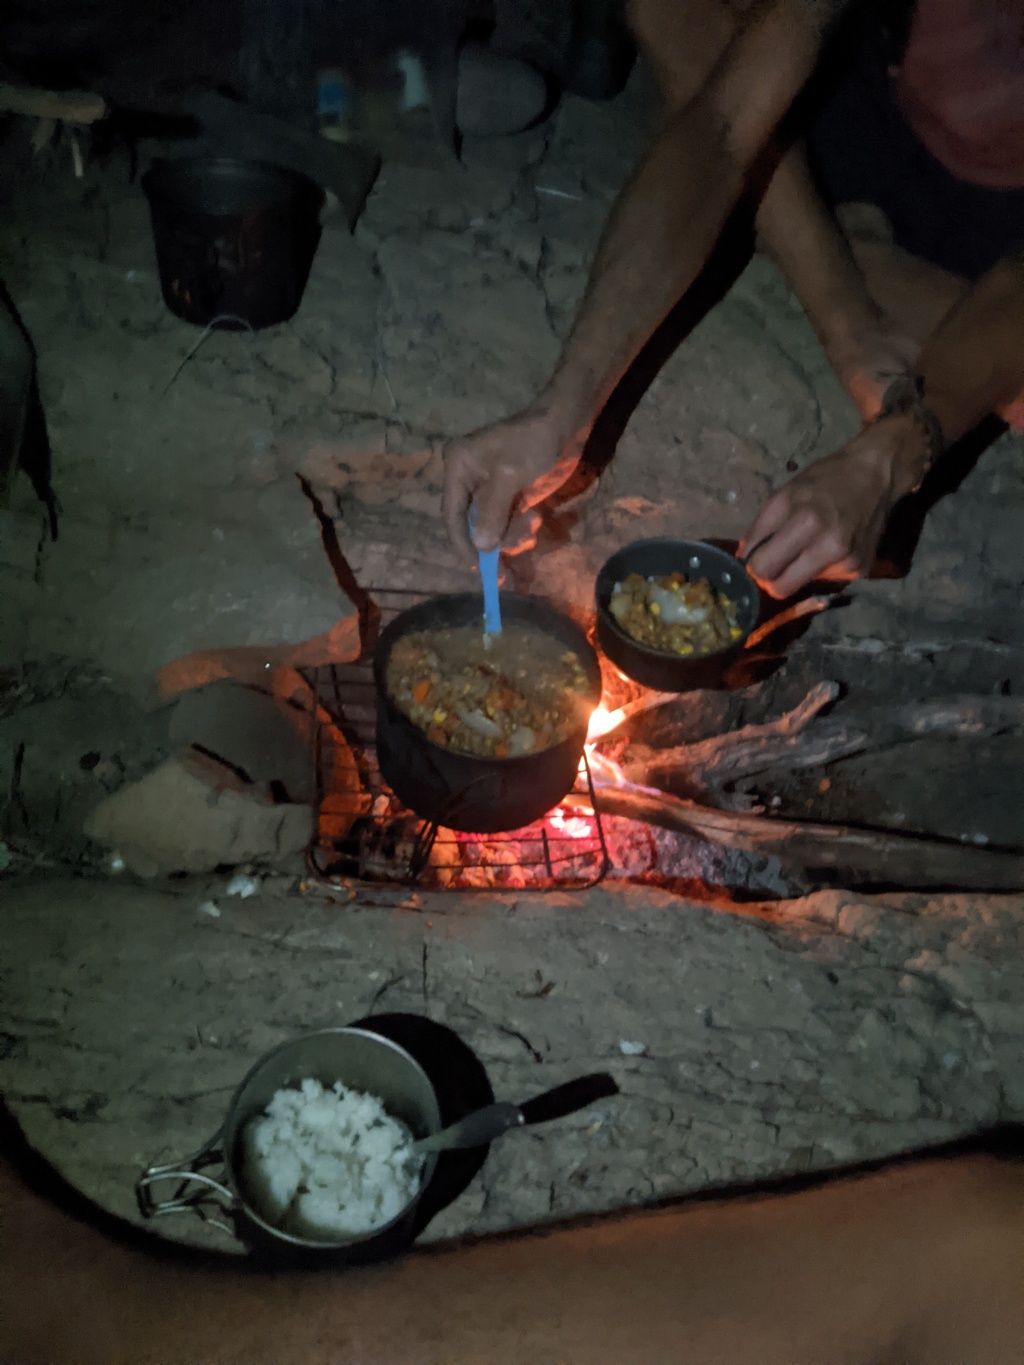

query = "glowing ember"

[452,804,597,845]
[547,805,597,840]
[432,798,607,888]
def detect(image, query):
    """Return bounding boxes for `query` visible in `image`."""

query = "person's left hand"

[740,419,925,598]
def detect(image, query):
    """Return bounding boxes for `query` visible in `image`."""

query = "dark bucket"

[142,157,324,330]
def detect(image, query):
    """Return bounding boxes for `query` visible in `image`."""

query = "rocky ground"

[3,876,1024,1254]
[1,69,1022,1251]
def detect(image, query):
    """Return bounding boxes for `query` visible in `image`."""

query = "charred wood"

[591,786,1024,893]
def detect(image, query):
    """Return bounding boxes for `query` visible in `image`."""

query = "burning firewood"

[614,681,867,809]
[595,686,1024,814]
[592,785,1024,893]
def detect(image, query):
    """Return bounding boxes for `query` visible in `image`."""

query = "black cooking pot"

[374,593,602,833]
[142,157,323,329]
[595,538,760,692]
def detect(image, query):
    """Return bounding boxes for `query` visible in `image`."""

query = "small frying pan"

[594,538,761,692]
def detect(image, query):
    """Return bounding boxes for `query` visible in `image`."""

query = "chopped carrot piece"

[494,741,510,758]
[412,678,433,704]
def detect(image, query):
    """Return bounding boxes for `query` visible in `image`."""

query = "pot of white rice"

[137,1027,443,1262]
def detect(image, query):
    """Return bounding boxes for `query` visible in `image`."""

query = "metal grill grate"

[307,590,610,891]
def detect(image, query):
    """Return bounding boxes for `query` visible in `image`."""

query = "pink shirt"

[896,0,1024,188]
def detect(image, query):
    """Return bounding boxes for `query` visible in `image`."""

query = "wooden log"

[610,690,1024,799]
[623,723,870,805]
[0,84,106,124]
[592,785,1024,892]
[889,695,1024,737]
[618,682,862,799]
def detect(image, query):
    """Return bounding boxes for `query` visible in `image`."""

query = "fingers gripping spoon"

[468,504,502,637]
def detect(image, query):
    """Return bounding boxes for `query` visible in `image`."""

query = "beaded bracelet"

[877,373,945,492]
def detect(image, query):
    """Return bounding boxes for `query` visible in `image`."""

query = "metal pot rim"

[226,1027,441,1249]
[373,592,602,766]
[137,1026,443,1254]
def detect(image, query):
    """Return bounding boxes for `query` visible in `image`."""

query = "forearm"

[868,256,1024,500]
[917,255,1024,446]
[538,0,824,447]
[739,251,1024,592]
[755,145,884,362]
[8,1148,1023,1365]
[540,100,745,444]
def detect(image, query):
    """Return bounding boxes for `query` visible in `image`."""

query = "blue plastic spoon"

[468,505,502,636]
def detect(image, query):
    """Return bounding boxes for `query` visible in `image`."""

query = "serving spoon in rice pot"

[412,1072,618,1156]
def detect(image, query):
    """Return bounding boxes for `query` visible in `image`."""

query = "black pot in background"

[595,538,761,692]
[561,0,637,100]
[142,157,323,330]
[373,593,602,834]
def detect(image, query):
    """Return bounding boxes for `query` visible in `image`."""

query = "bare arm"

[542,0,830,437]
[5,1148,1024,1364]
[744,251,1024,595]
[443,0,839,560]
[916,254,1024,441]
[754,144,920,417]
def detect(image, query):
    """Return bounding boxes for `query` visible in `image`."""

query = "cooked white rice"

[240,1078,424,1240]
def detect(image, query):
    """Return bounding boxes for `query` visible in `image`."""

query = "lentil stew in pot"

[385,625,593,759]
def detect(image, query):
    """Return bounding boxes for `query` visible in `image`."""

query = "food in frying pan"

[607,573,742,656]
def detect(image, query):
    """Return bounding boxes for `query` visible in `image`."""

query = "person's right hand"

[442,407,581,565]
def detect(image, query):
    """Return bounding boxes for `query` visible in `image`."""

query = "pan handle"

[519,1072,620,1126]
[744,595,831,651]
[135,1131,237,1238]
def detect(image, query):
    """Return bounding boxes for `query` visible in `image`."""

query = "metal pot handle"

[135,1131,238,1238]
[744,595,830,651]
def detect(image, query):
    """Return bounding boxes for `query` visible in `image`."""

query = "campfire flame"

[587,703,626,743]
[445,701,626,868]
[582,703,629,789]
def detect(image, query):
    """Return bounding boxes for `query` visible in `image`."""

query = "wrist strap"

[877,374,945,491]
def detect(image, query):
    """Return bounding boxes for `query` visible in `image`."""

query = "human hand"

[442,407,582,565]
[740,417,927,598]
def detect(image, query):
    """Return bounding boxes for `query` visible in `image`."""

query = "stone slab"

[2,877,1021,1255]
[82,758,312,877]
